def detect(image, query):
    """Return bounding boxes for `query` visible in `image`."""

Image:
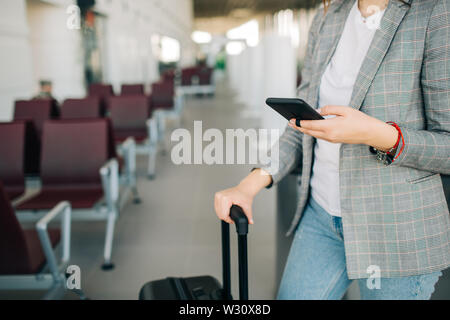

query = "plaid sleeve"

[392,0,450,174]
[260,9,324,186]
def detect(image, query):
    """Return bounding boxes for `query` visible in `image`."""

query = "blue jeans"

[277,197,442,300]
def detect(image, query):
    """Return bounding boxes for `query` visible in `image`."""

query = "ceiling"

[193,0,321,18]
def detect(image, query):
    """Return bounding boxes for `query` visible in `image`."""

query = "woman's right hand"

[214,184,255,225]
[214,169,273,225]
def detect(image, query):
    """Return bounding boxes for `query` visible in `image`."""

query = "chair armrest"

[100,158,120,213]
[120,137,136,175]
[174,94,184,113]
[36,201,71,281]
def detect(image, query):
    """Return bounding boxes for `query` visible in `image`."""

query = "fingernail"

[289,119,295,124]
[250,219,254,224]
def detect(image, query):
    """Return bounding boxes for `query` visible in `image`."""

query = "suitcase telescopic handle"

[230,205,249,235]
[221,205,249,301]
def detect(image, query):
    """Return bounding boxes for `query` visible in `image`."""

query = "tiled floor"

[2,81,450,300]
[2,81,277,300]
[73,82,277,300]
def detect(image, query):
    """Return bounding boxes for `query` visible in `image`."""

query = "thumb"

[320,105,349,117]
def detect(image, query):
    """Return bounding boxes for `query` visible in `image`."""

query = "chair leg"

[43,281,66,300]
[132,183,141,204]
[128,165,141,204]
[102,210,117,271]
[157,112,167,155]
[147,147,157,180]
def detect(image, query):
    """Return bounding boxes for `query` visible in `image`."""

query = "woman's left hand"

[288,105,398,151]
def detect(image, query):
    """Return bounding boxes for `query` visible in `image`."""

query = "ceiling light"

[191,31,212,44]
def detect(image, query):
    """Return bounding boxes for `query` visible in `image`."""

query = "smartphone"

[265,98,324,121]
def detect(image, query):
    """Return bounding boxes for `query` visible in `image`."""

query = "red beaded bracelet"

[386,121,405,160]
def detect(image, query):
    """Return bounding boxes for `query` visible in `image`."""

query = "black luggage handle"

[221,205,249,301]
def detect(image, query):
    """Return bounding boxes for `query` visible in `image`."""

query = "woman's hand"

[214,169,272,225]
[288,105,398,152]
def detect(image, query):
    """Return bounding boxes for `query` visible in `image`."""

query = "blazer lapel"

[349,0,411,110]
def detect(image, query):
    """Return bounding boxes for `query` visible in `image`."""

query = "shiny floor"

[3,80,449,300]
[1,80,278,300]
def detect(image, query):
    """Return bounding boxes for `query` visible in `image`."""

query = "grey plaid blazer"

[263,0,450,279]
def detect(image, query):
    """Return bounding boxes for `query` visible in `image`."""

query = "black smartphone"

[266,98,324,121]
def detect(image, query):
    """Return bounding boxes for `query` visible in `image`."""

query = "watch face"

[376,151,393,166]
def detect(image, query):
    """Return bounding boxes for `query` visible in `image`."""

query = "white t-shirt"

[310,1,386,217]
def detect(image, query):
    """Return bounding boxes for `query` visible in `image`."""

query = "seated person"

[33,80,54,100]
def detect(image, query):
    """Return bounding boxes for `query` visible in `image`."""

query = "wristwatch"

[372,147,395,166]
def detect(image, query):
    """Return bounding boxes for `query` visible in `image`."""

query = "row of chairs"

[178,66,215,96]
[0,119,125,299]
[0,71,188,298]
[0,118,134,264]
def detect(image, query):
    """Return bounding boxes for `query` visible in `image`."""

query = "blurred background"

[0,0,448,300]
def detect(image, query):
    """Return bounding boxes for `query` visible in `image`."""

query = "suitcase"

[139,205,249,300]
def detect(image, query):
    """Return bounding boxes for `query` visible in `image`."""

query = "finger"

[220,198,234,224]
[242,204,254,225]
[320,105,349,117]
[297,127,327,140]
[298,120,328,131]
[215,193,232,224]
[289,121,326,133]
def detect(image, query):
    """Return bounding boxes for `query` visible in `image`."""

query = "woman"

[214,0,450,300]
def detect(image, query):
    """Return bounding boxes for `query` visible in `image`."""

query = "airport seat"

[14,99,59,137]
[15,119,121,270]
[181,67,197,86]
[179,66,215,95]
[0,122,26,201]
[61,97,102,119]
[162,69,176,83]
[0,182,72,300]
[88,83,114,115]
[109,95,158,179]
[121,84,145,96]
[151,81,175,110]
[103,117,140,204]
[198,67,213,85]
[17,187,103,210]
[151,81,184,150]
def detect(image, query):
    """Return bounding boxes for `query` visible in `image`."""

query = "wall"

[27,0,85,101]
[0,0,195,120]
[0,0,34,121]
[95,0,195,93]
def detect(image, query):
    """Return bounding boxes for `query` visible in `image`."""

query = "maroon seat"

[162,69,176,83]
[0,182,60,275]
[0,122,26,200]
[14,99,59,137]
[88,83,114,97]
[198,67,213,85]
[181,67,198,86]
[109,95,150,143]
[17,187,103,210]
[181,66,213,86]
[17,120,110,210]
[88,83,114,115]
[121,84,145,96]
[151,81,174,110]
[61,97,101,119]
